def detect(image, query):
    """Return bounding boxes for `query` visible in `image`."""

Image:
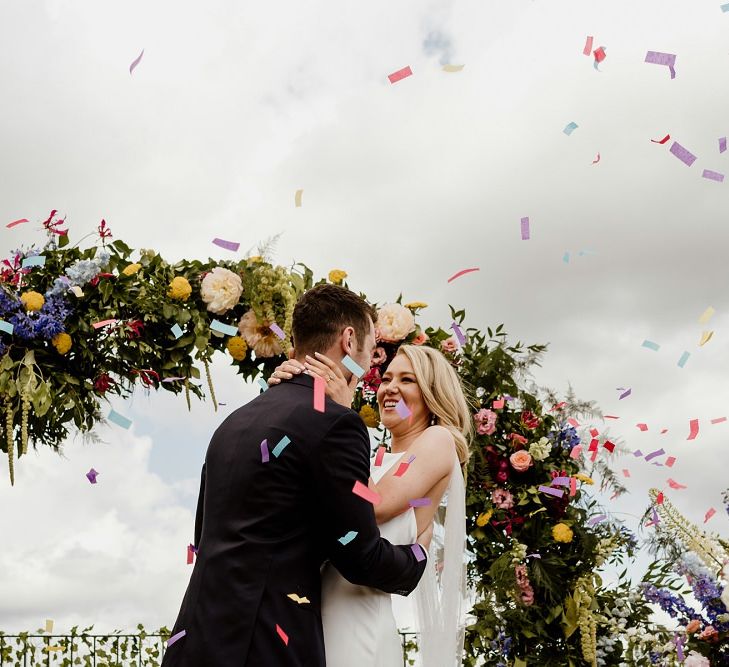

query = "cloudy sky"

[1,0,729,635]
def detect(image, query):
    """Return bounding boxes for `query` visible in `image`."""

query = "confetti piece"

[442,64,464,72]
[676,636,685,663]
[539,485,564,498]
[551,477,571,486]
[395,398,412,419]
[92,319,119,329]
[722,2,729,11]
[493,399,505,409]
[699,331,714,346]
[698,307,716,325]
[276,625,289,646]
[374,447,386,467]
[669,142,697,167]
[22,255,45,268]
[677,351,690,368]
[637,423,648,431]
[645,448,665,461]
[588,514,607,526]
[409,497,431,508]
[411,543,426,562]
[287,593,310,604]
[210,320,238,336]
[108,409,132,429]
[0,320,13,335]
[592,153,601,164]
[704,508,717,523]
[562,252,570,264]
[667,478,687,490]
[651,134,671,144]
[520,217,530,240]
[260,439,269,463]
[645,50,676,78]
[86,468,99,484]
[570,477,577,496]
[665,456,676,467]
[162,376,186,383]
[388,65,413,84]
[567,418,580,427]
[45,619,53,633]
[642,340,660,351]
[272,435,290,458]
[588,439,599,452]
[582,36,594,56]
[720,137,727,153]
[563,122,579,136]
[313,376,326,413]
[257,377,268,392]
[338,530,358,545]
[269,323,285,339]
[394,455,415,478]
[451,322,467,346]
[129,49,145,75]
[447,267,479,283]
[687,419,699,440]
[593,47,606,64]
[352,480,381,505]
[702,169,725,182]
[341,354,365,379]
[187,544,195,564]
[212,238,240,252]
[603,440,615,453]
[569,445,582,459]
[619,388,632,400]
[167,630,186,648]
[604,415,619,419]
[633,450,643,457]
[622,469,631,477]
[170,324,183,339]
[69,286,84,297]
[6,218,29,228]
[294,189,303,207]
[711,416,727,425]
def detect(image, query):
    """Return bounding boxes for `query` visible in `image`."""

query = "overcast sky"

[1,0,729,635]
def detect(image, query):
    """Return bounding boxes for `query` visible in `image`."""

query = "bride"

[271,344,472,666]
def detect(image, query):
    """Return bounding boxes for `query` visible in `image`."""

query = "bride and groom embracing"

[161,284,473,667]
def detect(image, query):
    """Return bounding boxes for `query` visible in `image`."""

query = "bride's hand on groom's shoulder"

[268,359,305,385]
[304,352,357,408]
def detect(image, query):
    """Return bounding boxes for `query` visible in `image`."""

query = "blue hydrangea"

[47,249,111,297]
[551,425,581,450]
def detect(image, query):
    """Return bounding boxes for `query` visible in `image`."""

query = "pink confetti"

[212,238,240,252]
[313,376,325,413]
[702,169,725,182]
[636,423,648,431]
[388,66,413,84]
[569,445,582,459]
[704,508,717,523]
[352,480,381,505]
[570,477,577,496]
[92,319,119,329]
[583,36,594,56]
[6,218,29,228]
[567,418,580,427]
[604,415,619,419]
[129,49,145,75]
[593,47,606,63]
[711,416,727,425]
[492,399,505,409]
[687,419,699,440]
[665,456,676,467]
[374,446,386,467]
[622,469,631,477]
[520,217,530,240]
[660,428,668,434]
[592,152,601,164]
[186,544,195,564]
[667,478,687,490]
[669,141,697,166]
[447,267,479,283]
[276,624,289,646]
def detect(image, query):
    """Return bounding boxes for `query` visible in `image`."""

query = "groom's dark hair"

[292,284,377,356]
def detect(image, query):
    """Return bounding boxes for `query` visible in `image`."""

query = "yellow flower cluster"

[404,301,428,310]
[574,473,594,485]
[476,509,493,527]
[20,291,45,312]
[52,333,72,355]
[247,255,264,264]
[168,276,192,301]
[122,263,142,276]
[328,269,347,284]
[358,405,379,428]
[552,523,574,543]
[226,336,248,361]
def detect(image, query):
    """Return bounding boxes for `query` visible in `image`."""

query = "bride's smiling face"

[376,354,429,430]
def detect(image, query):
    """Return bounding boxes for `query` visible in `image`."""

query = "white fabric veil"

[414,456,468,667]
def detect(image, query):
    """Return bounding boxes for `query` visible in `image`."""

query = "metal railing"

[0,631,419,666]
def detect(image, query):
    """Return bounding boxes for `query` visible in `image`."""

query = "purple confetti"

[167,630,186,648]
[212,238,240,252]
[702,169,725,182]
[669,141,697,167]
[538,485,564,498]
[588,514,607,526]
[86,468,99,484]
[269,323,285,339]
[644,448,665,462]
[633,449,644,457]
[619,388,632,400]
[675,635,685,662]
[162,376,186,383]
[451,322,467,347]
[652,507,660,525]
[409,497,432,507]
[260,439,269,463]
[720,137,727,154]
[526,553,541,559]
[395,398,412,419]
[129,49,145,75]
[551,477,572,486]
[645,50,676,78]
[411,543,426,562]
[520,217,530,240]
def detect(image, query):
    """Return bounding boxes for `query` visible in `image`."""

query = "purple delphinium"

[552,425,581,451]
[641,583,704,624]
[0,288,72,342]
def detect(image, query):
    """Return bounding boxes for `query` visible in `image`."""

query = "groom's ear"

[341,326,355,354]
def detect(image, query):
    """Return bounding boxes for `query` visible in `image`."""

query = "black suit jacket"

[161,374,426,667]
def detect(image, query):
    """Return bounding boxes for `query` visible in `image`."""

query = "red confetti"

[667,479,687,490]
[603,440,615,453]
[651,134,671,144]
[583,36,594,56]
[593,47,606,63]
[656,492,664,504]
[704,508,717,523]
[604,415,619,420]
[388,66,413,84]
[6,218,29,228]
[687,419,699,440]
[592,152,601,164]
[588,438,599,452]
[447,267,480,283]
[589,428,599,438]
[636,423,648,431]
[276,624,289,646]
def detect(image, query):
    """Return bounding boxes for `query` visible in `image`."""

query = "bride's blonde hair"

[396,345,473,468]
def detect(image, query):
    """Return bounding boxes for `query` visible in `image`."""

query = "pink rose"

[474,408,497,436]
[441,337,458,353]
[509,433,528,449]
[509,450,533,472]
[371,347,387,366]
[492,488,514,509]
[412,331,429,346]
[697,625,719,642]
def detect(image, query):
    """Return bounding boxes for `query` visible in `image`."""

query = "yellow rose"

[575,473,594,485]
[20,291,45,312]
[247,255,264,264]
[168,276,192,301]
[122,263,142,276]
[476,509,493,527]
[328,269,348,284]
[552,523,574,543]
[226,336,248,361]
[358,405,379,428]
[52,332,72,355]
[404,301,428,310]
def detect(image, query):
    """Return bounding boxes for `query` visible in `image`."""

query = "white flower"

[721,584,729,611]
[528,437,552,461]
[684,651,710,667]
[376,303,416,342]
[200,267,243,315]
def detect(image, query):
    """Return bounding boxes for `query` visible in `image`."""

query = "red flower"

[94,373,115,394]
[509,433,528,449]
[520,411,540,430]
[362,366,382,391]
[125,320,144,338]
[88,272,115,287]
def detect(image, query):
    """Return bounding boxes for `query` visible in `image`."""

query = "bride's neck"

[389,426,427,453]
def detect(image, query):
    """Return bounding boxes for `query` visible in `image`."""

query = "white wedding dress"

[321,451,414,666]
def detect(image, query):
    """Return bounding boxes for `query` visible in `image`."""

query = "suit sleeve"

[193,462,206,549]
[309,410,426,595]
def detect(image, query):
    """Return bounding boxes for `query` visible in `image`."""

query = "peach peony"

[200,267,243,315]
[509,450,533,472]
[376,303,415,342]
[684,652,710,667]
[238,309,284,358]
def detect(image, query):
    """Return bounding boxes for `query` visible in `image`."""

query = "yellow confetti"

[698,306,715,325]
[699,331,714,346]
[43,646,63,652]
[287,593,310,604]
[294,189,303,207]
[442,64,465,72]
[45,619,54,633]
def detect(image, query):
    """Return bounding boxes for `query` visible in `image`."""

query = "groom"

[161,284,427,667]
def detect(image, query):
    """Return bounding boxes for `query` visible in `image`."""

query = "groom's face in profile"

[348,318,377,380]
